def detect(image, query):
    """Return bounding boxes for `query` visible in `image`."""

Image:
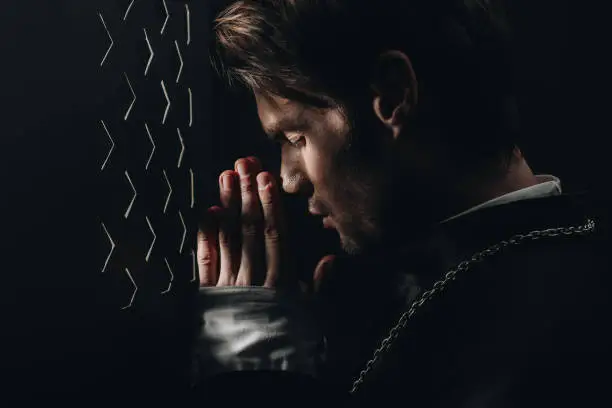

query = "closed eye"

[268,132,305,148]
[287,135,305,148]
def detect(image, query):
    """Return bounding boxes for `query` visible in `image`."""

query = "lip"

[322,216,335,229]
[308,201,335,229]
[308,206,323,216]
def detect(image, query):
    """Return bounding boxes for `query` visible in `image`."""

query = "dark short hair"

[212,0,519,166]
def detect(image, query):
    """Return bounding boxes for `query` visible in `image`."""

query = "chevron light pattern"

[98,0,204,311]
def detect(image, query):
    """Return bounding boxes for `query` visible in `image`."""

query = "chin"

[339,233,363,255]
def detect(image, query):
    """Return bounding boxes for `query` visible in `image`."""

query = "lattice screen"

[97,0,212,313]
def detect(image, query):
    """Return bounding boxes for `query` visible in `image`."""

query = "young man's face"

[255,92,400,254]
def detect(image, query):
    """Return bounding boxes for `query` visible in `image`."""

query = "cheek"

[301,143,330,189]
[302,110,349,189]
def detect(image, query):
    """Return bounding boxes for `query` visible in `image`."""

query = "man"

[193,1,611,406]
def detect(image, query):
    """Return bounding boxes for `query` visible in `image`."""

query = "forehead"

[254,92,348,136]
[254,93,306,132]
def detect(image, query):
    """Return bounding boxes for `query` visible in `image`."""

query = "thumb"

[313,254,336,293]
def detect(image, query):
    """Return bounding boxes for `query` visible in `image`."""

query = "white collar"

[442,175,562,223]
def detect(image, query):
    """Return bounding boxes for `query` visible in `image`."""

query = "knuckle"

[259,192,274,207]
[264,225,281,243]
[197,252,214,266]
[240,179,255,194]
[199,235,213,245]
[242,223,258,238]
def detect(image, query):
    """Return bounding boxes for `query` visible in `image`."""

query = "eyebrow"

[262,111,311,139]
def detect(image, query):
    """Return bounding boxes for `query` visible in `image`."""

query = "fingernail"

[257,174,272,191]
[221,174,233,191]
[236,161,248,176]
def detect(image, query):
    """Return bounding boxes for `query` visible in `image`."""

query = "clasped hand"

[197,156,335,291]
[197,157,286,288]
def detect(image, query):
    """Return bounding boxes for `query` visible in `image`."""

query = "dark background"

[1,0,609,402]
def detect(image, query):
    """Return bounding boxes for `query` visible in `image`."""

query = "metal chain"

[349,218,596,394]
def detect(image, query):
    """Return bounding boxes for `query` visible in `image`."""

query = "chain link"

[349,218,596,394]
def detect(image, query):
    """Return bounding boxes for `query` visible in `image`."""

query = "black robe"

[197,193,612,407]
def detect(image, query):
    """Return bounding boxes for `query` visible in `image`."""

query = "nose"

[281,174,314,196]
[280,166,309,195]
[280,146,311,195]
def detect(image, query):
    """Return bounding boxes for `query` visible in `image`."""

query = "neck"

[444,150,539,219]
[380,149,539,250]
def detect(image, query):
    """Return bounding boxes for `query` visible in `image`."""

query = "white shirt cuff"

[193,286,324,381]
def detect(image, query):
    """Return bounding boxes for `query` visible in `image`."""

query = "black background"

[1,0,609,402]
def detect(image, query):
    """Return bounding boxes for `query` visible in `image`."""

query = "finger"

[235,158,263,286]
[197,207,221,286]
[245,156,262,174]
[218,172,240,286]
[314,255,336,293]
[219,170,239,208]
[257,172,284,288]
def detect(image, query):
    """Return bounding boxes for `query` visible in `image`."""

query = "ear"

[371,50,418,139]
